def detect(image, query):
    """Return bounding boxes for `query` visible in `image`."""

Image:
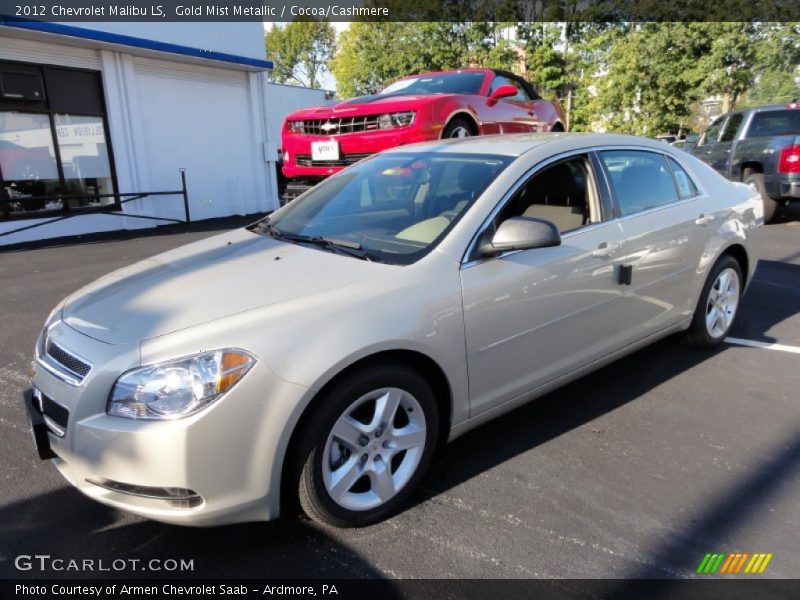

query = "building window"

[0,61,117,219]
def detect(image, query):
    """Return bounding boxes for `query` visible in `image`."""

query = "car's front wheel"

[296,365,439,527]
[443,118,474,139]
[686,255,743,348]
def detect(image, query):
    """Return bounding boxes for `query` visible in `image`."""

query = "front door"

[460,155,626,415]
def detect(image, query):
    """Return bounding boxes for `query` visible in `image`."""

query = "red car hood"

[287,94,442,119]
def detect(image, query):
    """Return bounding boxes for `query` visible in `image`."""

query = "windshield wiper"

[294,235,379,262]
[259,225,377,262]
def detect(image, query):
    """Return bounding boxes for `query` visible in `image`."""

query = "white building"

[0,21,330,246]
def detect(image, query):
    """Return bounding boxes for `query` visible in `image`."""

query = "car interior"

[494,158,596,235]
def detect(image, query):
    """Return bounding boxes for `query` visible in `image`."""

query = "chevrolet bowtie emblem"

[320,121,337,133]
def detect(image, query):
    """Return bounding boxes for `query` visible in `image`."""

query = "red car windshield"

[378,72,486,96]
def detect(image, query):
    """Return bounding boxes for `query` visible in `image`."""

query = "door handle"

[695,213,715,226]
[592,241,620,258]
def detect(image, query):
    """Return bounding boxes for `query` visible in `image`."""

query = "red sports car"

[280,69,565,197]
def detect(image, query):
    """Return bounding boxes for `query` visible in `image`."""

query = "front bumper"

[281,125,438,179]
[27,322,309,526]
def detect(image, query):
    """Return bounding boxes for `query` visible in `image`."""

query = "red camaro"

[280,69,565,197]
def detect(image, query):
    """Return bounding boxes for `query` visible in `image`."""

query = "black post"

[180,168,190,223]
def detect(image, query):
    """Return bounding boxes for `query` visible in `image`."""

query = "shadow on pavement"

[0,487,387,580]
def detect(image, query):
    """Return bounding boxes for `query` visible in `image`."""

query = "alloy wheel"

[705,267,740,339]
[322,387,427,511]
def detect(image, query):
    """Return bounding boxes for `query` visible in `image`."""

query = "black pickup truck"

[692,103,800,222]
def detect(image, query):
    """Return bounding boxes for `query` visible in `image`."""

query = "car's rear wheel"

[743,171,778,223]
[686,255,743,348]
[443,118,474,139]
[296,365,438,527]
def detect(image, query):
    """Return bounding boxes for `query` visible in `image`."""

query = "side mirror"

[478,216,561,257]
[487,84,518,105]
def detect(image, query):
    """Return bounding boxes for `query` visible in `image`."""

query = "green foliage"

[320,21,800,133]
[265,20,336,89]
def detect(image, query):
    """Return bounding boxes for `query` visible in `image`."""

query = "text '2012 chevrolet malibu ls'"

[26,133,761,528]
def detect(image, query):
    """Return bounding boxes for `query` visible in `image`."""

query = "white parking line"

[725,337,800,355]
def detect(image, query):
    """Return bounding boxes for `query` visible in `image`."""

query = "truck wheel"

[743,172,778,223]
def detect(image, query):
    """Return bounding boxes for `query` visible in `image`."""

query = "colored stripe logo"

[696,552,773,574]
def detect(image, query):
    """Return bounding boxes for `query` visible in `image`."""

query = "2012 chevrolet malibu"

[26,133,761,527]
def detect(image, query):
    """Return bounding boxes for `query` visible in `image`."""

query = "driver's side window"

[495,156,599,235]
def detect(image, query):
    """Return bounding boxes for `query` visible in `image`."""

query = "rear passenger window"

[600,150,679,216]
[667,157,700,199]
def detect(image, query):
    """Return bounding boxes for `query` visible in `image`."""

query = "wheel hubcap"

[450,127,471,138]
[322,387,426,511]
[705,267,740,339]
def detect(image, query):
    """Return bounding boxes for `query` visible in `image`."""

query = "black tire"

[295,365,439,527]
[442,118,475,139]
[743,172,778,224]
[550,122,565,132]
[686,255,743,349]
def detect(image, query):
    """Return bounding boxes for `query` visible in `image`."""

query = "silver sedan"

[27,133,761,527]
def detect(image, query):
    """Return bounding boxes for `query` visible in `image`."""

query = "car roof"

[380,132,677,158]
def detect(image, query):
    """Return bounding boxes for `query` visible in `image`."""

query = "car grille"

[294,116,381,136]
[296,153,373,168]
[46,340,91,381]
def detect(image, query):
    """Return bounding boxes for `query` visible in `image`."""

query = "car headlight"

[288,120,304,133]
[107,349,256,420]
[377,111,416,129]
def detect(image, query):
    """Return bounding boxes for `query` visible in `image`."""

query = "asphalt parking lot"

[1,210,799,581]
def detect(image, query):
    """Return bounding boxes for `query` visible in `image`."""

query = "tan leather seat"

[522,204,584,233]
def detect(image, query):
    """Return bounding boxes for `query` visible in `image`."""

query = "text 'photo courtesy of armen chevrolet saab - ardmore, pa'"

[1,4,800,600]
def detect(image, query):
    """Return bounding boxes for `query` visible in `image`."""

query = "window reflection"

[0,111,61,216]
[55,114,114,208]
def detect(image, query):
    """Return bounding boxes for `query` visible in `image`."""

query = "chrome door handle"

[592,241,620,258]
[695,214,715,226]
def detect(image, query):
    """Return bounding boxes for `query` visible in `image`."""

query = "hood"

[61,229,397,345]
[287,94,438,120]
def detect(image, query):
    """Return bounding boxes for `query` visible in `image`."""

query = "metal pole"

[180,169,190,223]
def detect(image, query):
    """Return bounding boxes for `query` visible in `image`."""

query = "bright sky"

[264,22,351,92]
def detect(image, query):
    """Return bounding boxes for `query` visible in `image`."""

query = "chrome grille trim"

[294,115,381,136]
[37,339,93,386]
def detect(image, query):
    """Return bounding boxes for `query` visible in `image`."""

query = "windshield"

[261,152,512,265]
[378,72,486,96]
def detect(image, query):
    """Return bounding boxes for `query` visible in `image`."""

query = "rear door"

[597,149,707,346]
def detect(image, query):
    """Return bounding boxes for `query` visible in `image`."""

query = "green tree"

[697,23,758,113]
[265,20,336,88]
